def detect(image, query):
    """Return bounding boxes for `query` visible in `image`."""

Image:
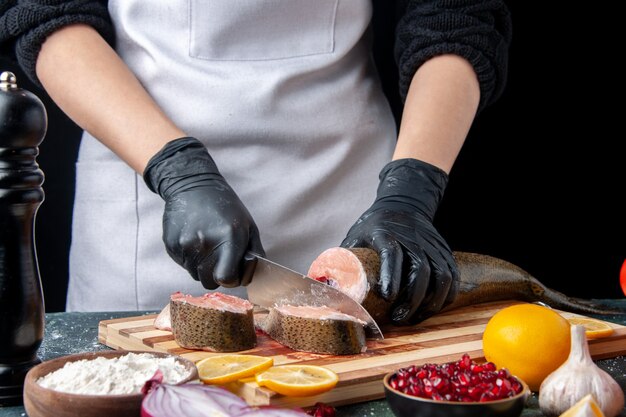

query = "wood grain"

[98,300,626,408]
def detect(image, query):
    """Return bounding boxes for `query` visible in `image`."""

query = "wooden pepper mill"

[0,71,46,406]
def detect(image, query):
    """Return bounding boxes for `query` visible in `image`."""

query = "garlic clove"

[559,394,605,417]
[539,325,625,417]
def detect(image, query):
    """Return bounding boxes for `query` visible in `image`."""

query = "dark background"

[1,1,624,312]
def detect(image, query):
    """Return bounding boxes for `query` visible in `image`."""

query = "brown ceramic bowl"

[383,371,530,417]
[23,350,198,417]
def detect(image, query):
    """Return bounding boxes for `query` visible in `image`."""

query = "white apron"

[66,0,397,311]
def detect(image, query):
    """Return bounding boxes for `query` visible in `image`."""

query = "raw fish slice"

[154,303,171,331]
[259,305,367,355]
[170,292,256,352]
[308,247,390,323]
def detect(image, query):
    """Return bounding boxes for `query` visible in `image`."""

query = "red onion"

[141,383,310,417]
[141,384,248,417]
[141,369,164,396]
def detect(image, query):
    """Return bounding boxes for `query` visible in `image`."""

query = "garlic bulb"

[539,325,624,417]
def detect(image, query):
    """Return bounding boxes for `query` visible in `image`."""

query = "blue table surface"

[2,301,626,417]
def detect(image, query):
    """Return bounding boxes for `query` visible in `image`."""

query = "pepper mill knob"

[0,71,47,405]
[0,71,17,88]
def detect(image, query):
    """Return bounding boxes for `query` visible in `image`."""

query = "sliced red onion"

[141,383,248,417]
[142,382,312,417]
[141,369,164,397]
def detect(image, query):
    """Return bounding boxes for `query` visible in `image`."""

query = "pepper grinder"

[0,71,46,406]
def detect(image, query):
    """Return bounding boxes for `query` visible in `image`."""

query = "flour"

[37,352,190,395]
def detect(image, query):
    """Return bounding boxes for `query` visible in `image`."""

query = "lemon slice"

[567,317,614,339]
[197,355,274,384]
[255,365,339,397]
[559,394,605,417]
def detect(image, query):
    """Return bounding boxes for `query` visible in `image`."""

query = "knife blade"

[246,255,383,340]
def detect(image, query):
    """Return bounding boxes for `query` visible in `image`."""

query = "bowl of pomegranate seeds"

[383,353,530,417]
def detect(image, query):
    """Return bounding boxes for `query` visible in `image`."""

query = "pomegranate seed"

[498,378,512,396]
[498,368,511,378]
[467,386,482,400]
[471,364,484,373]
[307,403,336,417]
[457,372,470,386]
[483,390,497,401]
[314,276,328,284]
[407,384,420,396]
[483,362,497,372]
[459,354,472,370]
[480,372,495,383]
[511,381,522,392]
[431,377,445,390]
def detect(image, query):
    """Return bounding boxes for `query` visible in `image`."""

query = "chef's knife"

[246,254,383,339]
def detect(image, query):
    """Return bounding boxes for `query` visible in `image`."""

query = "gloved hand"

[341,158,457,325]
[143,137,264,289]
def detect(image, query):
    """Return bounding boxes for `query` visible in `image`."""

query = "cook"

[0,0,511,324]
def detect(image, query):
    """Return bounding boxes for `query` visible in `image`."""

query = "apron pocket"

[189,0,338,61]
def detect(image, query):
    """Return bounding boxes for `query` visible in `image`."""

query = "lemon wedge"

[559,394,605,417]
[567,317,614,339]
[255,365,338,397]
[197,355,273,385]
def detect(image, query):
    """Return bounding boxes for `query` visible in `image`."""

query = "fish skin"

[443,252,626,315]
[170,297,256,352]
[341,248,391,323]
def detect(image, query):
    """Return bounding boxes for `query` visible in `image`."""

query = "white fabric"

[67,0,397,311]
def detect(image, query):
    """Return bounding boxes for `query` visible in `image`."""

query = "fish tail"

[532,283,626,315]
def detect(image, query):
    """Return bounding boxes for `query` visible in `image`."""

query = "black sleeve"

[0,0,114,86]
[394,0,512,111]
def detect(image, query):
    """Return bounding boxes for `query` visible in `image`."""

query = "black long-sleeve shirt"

[0,0,511,111]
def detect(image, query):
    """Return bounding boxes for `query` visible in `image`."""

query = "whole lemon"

[482,303,571,391]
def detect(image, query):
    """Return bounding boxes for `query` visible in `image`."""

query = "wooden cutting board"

[98,300,626,408]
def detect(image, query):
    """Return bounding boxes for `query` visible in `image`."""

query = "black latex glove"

[143,137,264,289]
[341,158,458,325]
